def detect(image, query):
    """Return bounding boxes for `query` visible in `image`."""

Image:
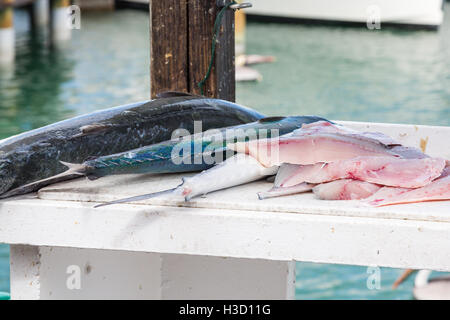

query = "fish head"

[0,159,15,195]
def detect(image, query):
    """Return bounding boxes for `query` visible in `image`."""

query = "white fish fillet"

[366,167,450,207]
[279,157,446,189]
[313,179,382,200]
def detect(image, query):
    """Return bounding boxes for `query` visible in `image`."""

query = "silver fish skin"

[95,154,278,208]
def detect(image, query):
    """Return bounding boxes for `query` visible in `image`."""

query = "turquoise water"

[1,5,450,298]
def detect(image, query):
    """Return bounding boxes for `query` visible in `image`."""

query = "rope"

[198,1,237,96]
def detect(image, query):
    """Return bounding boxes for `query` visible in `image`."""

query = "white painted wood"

[9,246,293,300]
[160,254,295,300]
[38,246,162,299]
[10,245,41,300]
[0,28,15,64]
[52,7,71,42]
[1,199,450,272]
[337,121,450,159]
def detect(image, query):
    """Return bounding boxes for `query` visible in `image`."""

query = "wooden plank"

[1,199,450,271]
[149,0,189,98]
[35,121,450,223]
[10,245,41,300]
[20,247,294,300]
[36,169,450,223]
[1,120,449,271]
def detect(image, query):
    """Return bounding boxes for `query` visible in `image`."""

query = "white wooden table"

[0,121,449,300]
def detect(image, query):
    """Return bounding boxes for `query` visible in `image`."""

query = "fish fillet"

[366,167,450,206]
[313,179,382,200]
[279,157,445,189]
[229,132,400,168]
[292,121,401,147]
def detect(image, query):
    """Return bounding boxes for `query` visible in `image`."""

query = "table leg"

[9,246,295,300]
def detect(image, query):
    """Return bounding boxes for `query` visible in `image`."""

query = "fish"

[366,166,450,207]
[275,157,446,189]
[256,162,316,199]
[95,153,278,208]
[0,93,265,197]
[256,121,441,201]
[228,121,404,168]
[312,180,382,200]
[1,116,331,199]
[257,182,315,200]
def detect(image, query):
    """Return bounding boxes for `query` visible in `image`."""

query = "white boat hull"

[247,0,444,28]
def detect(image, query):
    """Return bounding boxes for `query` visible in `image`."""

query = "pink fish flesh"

[291,121,401,147]
[279,157,445,189]
[313,179,382,200]
[366,167,450,206]
[229,126,401,168]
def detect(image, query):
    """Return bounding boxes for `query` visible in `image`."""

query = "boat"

[246,0,445,29]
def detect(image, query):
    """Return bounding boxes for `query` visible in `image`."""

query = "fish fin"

[94,187,179,208]
[60,161,87,174]
[71,123,114,139]
[156,91,203,99]
[0,162,87,199]
[274,163,302,187]
[258,182,315,200]
[258,116,286,123]
[83,156,98,162]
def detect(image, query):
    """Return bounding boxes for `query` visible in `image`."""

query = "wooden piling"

[0,1,13,29]
[150,0,236,102]
[31,0,50,27]
[0,0,15,64]
[52,0,70,8]
[50,0,71,43]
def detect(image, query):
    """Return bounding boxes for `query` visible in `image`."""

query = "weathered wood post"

[0,0,14,64]
[150,0,236,102]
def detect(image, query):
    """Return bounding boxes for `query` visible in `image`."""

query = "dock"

[0,0,114,64]
[1,120,449,299]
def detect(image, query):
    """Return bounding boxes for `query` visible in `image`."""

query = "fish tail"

[60,161,87,174]
[0,162,88,199]
[94,186,182,208]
